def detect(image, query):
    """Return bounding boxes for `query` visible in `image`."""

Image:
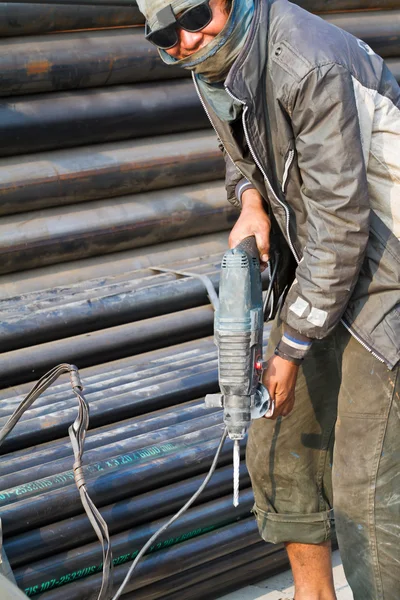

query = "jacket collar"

[224,0,271,105]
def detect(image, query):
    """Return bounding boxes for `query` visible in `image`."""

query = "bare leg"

[285,541,337,600]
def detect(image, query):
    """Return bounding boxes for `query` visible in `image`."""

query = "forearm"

[229,187,270,263]
[241,187,265,211]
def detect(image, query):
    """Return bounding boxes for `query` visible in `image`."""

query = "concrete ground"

[218,550,353,600]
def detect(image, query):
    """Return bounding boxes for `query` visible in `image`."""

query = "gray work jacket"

[194,0,400,368]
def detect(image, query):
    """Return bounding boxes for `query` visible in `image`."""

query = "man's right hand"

[228,189,271,267]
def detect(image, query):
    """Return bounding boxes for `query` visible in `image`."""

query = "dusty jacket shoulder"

[267,0,400,367]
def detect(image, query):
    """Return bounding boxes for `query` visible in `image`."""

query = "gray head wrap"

[137,0,254,84]
[137,0,203,31]
[137,0,254,121]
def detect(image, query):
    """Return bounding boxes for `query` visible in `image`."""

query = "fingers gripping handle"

[234,235,259,260]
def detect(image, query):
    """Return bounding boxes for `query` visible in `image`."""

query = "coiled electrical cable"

[0,364,228,600]
[0,365,112,600]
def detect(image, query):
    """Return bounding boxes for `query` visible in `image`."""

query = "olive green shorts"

[246,317,400,600]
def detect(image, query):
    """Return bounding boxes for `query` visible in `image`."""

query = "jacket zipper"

[340,319,385,363]
[192,74,248,183]
[223,87,387,364]
[282,149,295,195]
[224,87,299,263]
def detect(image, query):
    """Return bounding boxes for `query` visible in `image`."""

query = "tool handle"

[235,235,259,259]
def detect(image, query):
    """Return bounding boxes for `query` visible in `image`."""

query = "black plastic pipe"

[0,347,217,417]
[121,541,279,600]
[0,349,217,422]
[0,231,229,302]
[2,249,260,357]
[0,334,217,400]
[0,12,397,98]
[0,29,187,97]
[1,434,237,536]
[0,183,233,276]
[0,263,220,323]
[0,365,219,445]
[5,463,251,567]
[153,548,289,600]
[0,329,217,449]
[0,334,268,456]
[0,306,215,391]
[0,255,217,313]
[0,334,217,410]
[0,397,210,477]
[0,3,141,37]
[0,252,221,310]
[1,409,222,490]
[0,299,269,393]
[0,131,223,216]
[0,0,396,51]
[31,518,259,600]
[0,79,209,158]
[15,490,254,596]
[0,423,225,507]
[0,269,220,352]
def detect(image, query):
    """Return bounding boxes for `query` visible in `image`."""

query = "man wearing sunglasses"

[138,1,400,600]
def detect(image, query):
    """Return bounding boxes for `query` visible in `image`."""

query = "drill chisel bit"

[233,440,240,507]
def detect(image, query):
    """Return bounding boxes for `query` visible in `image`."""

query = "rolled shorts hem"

[253,504,334,545]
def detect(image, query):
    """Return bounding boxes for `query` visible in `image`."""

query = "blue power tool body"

[205,236,272,505]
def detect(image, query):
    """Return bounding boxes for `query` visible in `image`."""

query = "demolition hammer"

[206,235,273,506]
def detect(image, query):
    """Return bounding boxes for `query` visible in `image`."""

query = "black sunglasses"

[145,2,213,50]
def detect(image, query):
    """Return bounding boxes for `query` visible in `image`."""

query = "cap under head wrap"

[136,0,202,31]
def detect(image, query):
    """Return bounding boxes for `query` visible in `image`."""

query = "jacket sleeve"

[279,63,370,344]
[217,140,250,209]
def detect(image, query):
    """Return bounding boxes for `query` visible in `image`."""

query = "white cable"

[111,427,228,600]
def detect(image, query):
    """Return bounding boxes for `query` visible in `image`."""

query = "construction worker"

[138,1,400,599]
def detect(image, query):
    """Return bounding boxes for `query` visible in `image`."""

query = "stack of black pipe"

[0,1,398,599]
[0,319,280,600]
